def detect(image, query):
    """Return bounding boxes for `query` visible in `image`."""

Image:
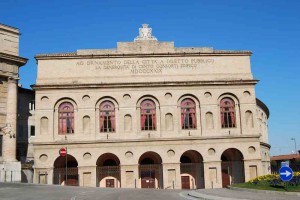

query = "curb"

[187,190,249,200]
[228,186,300,196]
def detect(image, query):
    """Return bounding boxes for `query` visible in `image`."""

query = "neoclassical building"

[0,24,28,182]
[32,24,270,189]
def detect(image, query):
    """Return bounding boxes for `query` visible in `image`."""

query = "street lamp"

[291,138,297,154]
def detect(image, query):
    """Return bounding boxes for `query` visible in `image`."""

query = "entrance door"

[141,171,155,188]
[222,169,230,188]
[181,176,190,189]
[66,175,79,186]
[141,177,155,188]
[106,179,115,188]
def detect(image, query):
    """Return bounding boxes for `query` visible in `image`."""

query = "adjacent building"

[271,154,300,173]
[0,24,28,182]
[17,87,35,183]
[32,24,270,189]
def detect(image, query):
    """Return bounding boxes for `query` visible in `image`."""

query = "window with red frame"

[140,100,156,130]
[181,98,196,129]
[100,101,115,133]
[220,98,236,128]
[58,102,74,134]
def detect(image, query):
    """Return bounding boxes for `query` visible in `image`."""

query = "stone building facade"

[17,87,35,163]
[32,24,270,189]
[17,87,35,183]
[0,24,28,182]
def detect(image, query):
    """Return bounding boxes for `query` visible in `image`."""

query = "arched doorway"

[180,150,204,189]
[96,153,121,188]
[139,152,163,189]
[53,154,79,186]
[221,148,245,187]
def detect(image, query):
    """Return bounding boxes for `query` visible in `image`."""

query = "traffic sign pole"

[65,147,67,186]
[279,166,293,191]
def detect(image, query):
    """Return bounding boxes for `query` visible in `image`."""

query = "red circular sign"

[59,147,67,156]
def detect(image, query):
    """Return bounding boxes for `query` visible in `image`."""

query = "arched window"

[100,101,115,133]
[181,98,196,129]
[140,100,156,130]
[58,102,74,134]
[220,98,236,128]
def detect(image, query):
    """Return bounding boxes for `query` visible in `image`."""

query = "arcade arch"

[96,153,121,188]
[180,150,204,189]
[138,151,163,189]
[221,148,245,187]
[53,154,79,186]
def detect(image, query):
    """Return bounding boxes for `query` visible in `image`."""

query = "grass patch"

[232,182,300,192]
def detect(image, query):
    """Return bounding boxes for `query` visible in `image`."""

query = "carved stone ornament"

[0,124,15,138]
[134,24,158,41]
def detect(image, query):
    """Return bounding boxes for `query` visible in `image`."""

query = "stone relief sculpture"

[0,124,15,138]
[134,24,158,41]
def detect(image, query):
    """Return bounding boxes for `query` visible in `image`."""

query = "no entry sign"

[59,147,67,156]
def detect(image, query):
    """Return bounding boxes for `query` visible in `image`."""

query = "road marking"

[70,196,76,200]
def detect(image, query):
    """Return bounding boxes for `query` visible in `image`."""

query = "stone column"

[3,77,18,162]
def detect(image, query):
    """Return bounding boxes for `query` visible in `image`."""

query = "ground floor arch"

[180,150,204,189]
[139,151,163,189]
[53,154,79,186]
[96,153,121,188]
[221,148,245,187]
[34,138,265,189]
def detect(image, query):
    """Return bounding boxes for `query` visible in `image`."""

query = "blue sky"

[1,0,299,155]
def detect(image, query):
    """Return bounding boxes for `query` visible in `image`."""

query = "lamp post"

[291,138,297,154]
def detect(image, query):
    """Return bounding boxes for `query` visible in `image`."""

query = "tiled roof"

[271,154,300,161]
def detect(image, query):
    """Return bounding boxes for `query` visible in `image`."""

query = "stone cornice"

[260,142,271,149]
[0,52,28,67]
[31,80,258,90]
[35,50,252,60]
[0,24,20,35]
[256,98,270,118]
[32,134,260,146]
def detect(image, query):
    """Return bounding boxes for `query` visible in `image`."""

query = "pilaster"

[3,77,18,162]
[120,164,139,188]
[162,162,181,189]
[203,161,222,189]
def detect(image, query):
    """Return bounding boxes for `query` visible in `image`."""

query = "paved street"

[1,183,300,200]
[0,183,187,200]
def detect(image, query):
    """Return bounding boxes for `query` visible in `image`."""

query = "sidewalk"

[187,188,300,200]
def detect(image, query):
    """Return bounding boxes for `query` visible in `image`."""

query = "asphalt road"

[0,183,189,200]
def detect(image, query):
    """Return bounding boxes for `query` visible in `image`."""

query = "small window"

[58,102,74,134]
[29,100,35,111]
[100,101,115,133]
[140,100,156,130]
[30,126,35,136]
[0,135,2,156]
[220,98,236,128]
[181,98,196,129]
